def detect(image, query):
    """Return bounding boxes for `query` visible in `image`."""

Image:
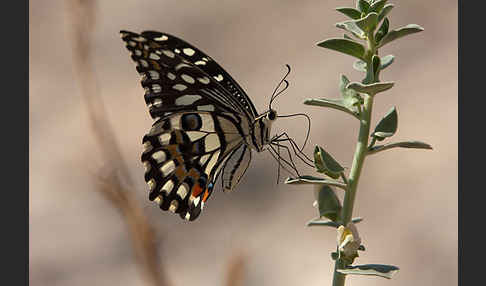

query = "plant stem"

[331,29,377,286]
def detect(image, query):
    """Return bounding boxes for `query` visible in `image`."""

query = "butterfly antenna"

[276,112,311,151]
[269,64,292,110]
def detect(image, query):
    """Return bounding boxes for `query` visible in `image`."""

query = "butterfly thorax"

[247,109,277,152]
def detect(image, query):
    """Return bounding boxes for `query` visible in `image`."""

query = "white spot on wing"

[161,160,175,176]
[172,84,187,91]
[135,49,142,56]
[149,70,159,80]
[151,151,166,163]
[152,84,161,93]
[147,179,156,191]
[128,41,137,47]
[195,60,206,66]
[181,74,195,84]
[197,77,210,84]
[185,212,191,220]
[169,200,179,212]
[159,133,171,145]
[167,72,176,80]
[140,59,148,67]
[177,183,189,199]
[162,50,175,58]
[213,74,223,82]
[142,161,151,173]
[193,196,200,207]
[162,180,174,195]
[143,141,153,153]
[155,35,169,41]
[175,94,201,106]
[154,196,163,206]
[183,48,195,56]
[174,48,181,54]
[149,53,160,60]
[153,98,162,107]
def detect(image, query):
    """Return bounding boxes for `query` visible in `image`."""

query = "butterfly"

[120,30,308,221]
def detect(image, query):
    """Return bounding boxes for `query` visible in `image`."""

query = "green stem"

[331,25,378,286]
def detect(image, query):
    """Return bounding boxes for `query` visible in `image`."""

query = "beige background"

[30,0,457,285]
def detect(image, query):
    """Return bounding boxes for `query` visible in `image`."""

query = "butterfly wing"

[120,30,257,121]
[121,30,257,220]
[139,30,259,120]
[141,111,249,220]
[221,144,252,192]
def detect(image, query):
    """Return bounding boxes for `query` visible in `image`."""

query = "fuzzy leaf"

[368,141,433,154]
[336,20,366,39]
[336,7,362,20]
[375,17,389,43]
[339,74,363,110]
[337,264,399,279]
[372,107,397,141]
[303,98,359,119]
[314,146,344,179]
[369,0,388,13]
[314,185,342,221]
[317,38,366,60]
[347,81,394,95]
[284,176,348,190]
[357,0,370,13]
[377,24,424,48]
[353,60,367,72]
[380,54,394,70]
[378,4,394,22]
[355,12,379,33]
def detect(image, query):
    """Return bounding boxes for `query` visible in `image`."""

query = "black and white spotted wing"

[120,30,260,221]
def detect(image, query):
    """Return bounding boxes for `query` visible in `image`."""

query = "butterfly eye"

[268,110,277,121]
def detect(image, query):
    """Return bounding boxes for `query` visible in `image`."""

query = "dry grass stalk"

[65,0,170,285]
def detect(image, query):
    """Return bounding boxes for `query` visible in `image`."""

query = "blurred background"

[29,0,457,285]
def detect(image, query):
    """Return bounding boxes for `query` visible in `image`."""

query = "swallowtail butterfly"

[120,30,292,221]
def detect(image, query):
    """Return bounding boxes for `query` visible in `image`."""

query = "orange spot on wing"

[192,184,203,197]
[202,189,210,202]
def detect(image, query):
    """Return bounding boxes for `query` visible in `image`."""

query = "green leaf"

[284,176,348,190]
[375,17,389,44]
[380,54,394,70]
[336,7,362,20]
[355,12,379,33]
[303,98,360,119]
[378,4,394,22]
[339,74,363,111]
[353,60,367,72]
[346,81,394,95]
[314,185,342,221]
[336,20,366,39]
[314,146,344,179]
[343,34,354,40]
[317,38,366,60]
[357,0,370,13]
[369,0,388,13]
[372,55,381,80]
[337,264,399,279]
[377,24,424,48]
[331,252,339,260]
[307,217,363,227]
[368,141,433,154]
[372,106,398,141]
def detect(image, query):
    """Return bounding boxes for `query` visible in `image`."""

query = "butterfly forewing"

[121,30,260,221]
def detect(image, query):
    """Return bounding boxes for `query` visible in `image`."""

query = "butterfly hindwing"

[141,111,250,220]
